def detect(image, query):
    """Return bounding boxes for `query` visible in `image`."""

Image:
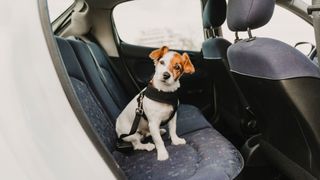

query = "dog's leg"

[168,114,186,145]
[123,133,155,151]
[149,121,169,161]
[145,128,166,137]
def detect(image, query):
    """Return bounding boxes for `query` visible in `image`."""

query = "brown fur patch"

[182,53,195,74]
[149,46,169,63]
[168,52,195,81]
[168,53,185,81]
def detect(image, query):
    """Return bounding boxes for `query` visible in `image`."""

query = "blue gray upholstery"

[201,0,251,140]
[202,0,231,60]
[87,41,129,109]
[71,77,118,151]
[202,38,231,60]
[175,104,211,136]
[113,128,243,180]
[203,0,227,28]
[55,36,244,179]
[226,0,320,179]
[228,38,320,79]
[227,0,275,31]
[67,39,123,123]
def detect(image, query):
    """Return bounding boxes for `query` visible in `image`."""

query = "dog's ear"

[182,53,195,74]
[149,46,169,62]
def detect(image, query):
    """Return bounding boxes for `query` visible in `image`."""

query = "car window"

[113,0,204,51]
[222,6,315,47]
[302,0,312,4]
[47,0,74,22]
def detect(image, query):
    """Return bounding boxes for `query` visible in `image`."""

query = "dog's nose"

[163,72,171,80]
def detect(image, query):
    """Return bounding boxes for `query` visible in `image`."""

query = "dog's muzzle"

[162,72,171,80]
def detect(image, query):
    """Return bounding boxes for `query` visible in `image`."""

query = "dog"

[116,46,195,161]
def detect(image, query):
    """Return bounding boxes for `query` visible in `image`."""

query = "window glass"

[302,0,312,4]
[47,0,74,22]
[113,0,204,51]
[222,6,315,47]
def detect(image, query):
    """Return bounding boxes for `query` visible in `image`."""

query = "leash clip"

[136,92,144,115]
[135,108,143,115]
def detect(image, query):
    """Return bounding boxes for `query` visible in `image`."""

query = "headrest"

[203,0,227,28]
[61,2,92,37]
[227,0,275,32]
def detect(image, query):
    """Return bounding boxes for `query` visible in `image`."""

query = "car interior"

[41,0,320,179]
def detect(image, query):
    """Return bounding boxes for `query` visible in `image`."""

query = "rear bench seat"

[55,36,244,180]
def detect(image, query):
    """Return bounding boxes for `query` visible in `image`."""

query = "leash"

[119,92,145,140]
[116,84,178,152]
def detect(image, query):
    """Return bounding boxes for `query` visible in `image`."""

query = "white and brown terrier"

[116,46,195,161]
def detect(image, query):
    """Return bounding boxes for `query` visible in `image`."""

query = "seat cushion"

[113,128,243,180]
[175,104,212,136]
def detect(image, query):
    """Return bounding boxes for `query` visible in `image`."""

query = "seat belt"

[53,10,74,35]
[116,92,145,152]
[230,70,258,134]
[222,58,258,134]
[308,0,320,65]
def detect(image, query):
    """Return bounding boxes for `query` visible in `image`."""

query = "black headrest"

[227,0,275,32]
[203,0,227,28]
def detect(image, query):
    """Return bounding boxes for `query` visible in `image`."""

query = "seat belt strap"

[224,62,258,133]
[119,92,145,139]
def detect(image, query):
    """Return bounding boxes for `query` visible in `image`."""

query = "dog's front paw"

[145,143,155,151]
[172,137,186,145]
[133,143,155,151]
[157,149,169,161]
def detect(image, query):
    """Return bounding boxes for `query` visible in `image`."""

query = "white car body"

[0,1,116,179]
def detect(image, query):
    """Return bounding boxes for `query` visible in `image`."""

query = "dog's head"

[149,46,195,90]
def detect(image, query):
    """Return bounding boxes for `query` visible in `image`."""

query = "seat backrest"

[66,38,128,123]
[55,37,118,152]
[226,0,320,179]
[86,41,129,109]
[202,0,230,61]
[202,0,254,137]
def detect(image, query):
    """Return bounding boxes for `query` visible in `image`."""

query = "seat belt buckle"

[116,139,134,153]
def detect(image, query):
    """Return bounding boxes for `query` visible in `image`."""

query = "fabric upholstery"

[203,0,227,28]
[55,36,244,180]
[71,77,118,151]
[227,0,275,31]
[56,37,87,81]
[67,39,122,123]
[228,38,320,79]
[87,42,129,109]
[113,128,243,180]
[202,37,231,60]
[175,104,211,136]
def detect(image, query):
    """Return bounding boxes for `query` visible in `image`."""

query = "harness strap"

[119,92,145,139]
[161,104,177,126]
[118,84,178,138]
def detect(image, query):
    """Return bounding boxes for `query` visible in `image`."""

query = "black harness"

[117,84,178,151]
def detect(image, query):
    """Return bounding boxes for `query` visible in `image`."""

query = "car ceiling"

[83,0,128,9]
[82,0,211,9]
[82,0,293,10]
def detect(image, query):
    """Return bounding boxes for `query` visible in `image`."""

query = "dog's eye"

[159,60,165,65]
[174,64,181,70]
